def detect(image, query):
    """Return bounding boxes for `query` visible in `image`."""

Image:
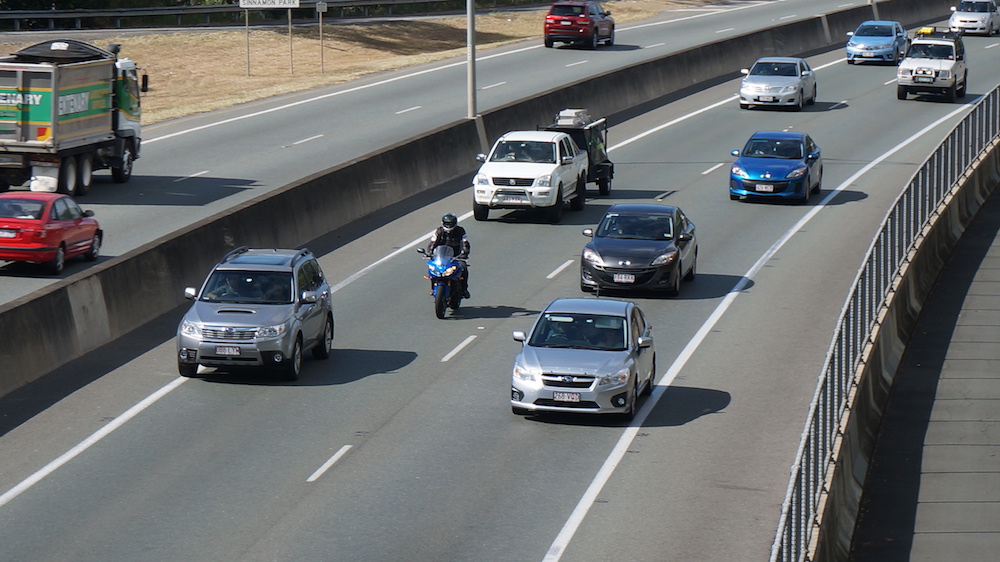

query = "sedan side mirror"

[637,336,652,348]
[513,331,526,342]
[83,210,95,217]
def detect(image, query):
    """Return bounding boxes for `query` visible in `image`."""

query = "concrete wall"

[0,0,956,395]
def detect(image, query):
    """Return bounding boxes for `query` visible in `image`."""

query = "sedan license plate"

[553,392,580,403]
[0,229,15,238]
[756,184,774,193]
[215,345,241,356]
[613,273,636,283]
[758,95,775,102]
[862,52,875,57]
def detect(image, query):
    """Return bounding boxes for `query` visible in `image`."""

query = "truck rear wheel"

[598,176,612,196]
[570,176,585,211]
[75,153,93,196]
[112,142,134,183]
[57,156,77,195]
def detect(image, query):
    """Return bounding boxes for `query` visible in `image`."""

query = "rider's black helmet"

[442,213,458,230]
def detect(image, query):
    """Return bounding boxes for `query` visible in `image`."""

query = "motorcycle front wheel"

[434,284,448,319]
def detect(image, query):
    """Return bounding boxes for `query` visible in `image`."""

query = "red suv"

[544,1,615,49]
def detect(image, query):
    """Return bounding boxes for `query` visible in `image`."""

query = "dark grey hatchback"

[580,203,697,295]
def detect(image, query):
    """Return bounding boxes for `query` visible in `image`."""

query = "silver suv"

[176,247,334,381]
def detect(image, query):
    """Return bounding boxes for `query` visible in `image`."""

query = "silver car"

[950,0,1000,35]
[738,57,817,111]
[176,247,334,381]
[510,298,655,419]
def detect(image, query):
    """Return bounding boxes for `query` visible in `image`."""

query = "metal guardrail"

[769,86,1000,562]
[0,1,474,30]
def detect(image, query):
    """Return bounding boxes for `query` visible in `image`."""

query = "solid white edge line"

[293,134,324,145]
[307,445,353,482]
[547,260,575,279]
[442,335,477,362]
[701,163,724,175]
[542,97,973,562]
[172,170,209,183]
[0,377,188,509]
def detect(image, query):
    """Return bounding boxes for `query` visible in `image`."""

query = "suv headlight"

[513,364,537,382]
[938,70,951,79]
[257,323,287,339]
[537,174,552,187]
[474,173,490,186]
[598,367,630,386]
[180,319,202,338]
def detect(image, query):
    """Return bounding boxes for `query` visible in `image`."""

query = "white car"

[950,0,1000,35]
[472,130,588,223]
[897,28,968,102]
[738,57,817,111]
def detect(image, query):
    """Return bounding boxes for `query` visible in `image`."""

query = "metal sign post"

[317,1,327,74]
[238,0,301,75]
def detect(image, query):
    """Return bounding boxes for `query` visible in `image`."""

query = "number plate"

[862,52,875,57]
[914,76,933,83]
[500,195,526,203]
[553,392,580,402]
[560,20,572,25]
[758,96,775,102]
[613,273,636,283]
[756,184,774,193]
[215,345,241,356]
[0,229,15,238]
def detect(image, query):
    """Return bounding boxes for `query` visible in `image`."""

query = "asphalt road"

[0,1,994,561]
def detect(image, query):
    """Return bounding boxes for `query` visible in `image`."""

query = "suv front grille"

[492,177,534,187]
[203,327,257,340]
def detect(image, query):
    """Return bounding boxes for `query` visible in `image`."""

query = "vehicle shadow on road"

[438,304,540,320]
[588,272,753,300]
[197,348,419,387]
[525,386,731,427]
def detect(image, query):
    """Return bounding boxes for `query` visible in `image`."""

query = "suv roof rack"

[220,246,249,263]
[915,26,960,39]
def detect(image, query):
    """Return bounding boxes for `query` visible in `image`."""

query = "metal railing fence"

[769,86,1000,562]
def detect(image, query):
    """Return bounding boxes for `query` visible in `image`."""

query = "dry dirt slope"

[0,0,709,123]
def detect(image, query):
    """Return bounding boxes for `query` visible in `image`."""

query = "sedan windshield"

[750,62,799,77]
[529,313,627,351]
[855,25,892,36]
[595,213,673,240]
[742,139,804,159]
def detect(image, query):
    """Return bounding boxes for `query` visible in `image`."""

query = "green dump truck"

[0,39,144,195]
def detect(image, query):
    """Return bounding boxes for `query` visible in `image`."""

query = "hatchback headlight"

[583,248,603,265]
[513,364,537,382]
[731,163,749,178]
[785,166,808,179]
[180,319,202,337]
[598,367,629,386]
[257,323,287,339]
[651,251,677,266]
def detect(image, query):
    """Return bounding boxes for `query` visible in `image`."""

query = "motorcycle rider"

[427,212,471,298]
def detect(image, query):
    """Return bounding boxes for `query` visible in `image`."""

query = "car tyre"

[280,336,302,381]
[587,31,598,50]
[473,201,489,221]
[808,84,817,105]
[178,361,197,378]
[546,188,564,223]
[642,356,656,397]
[312,316,333,359]
[684,250,697,281]
[47,244,65,275]
[84,232,101,261]
[945,83,956,103]
[667,265,681,296]
[570,176,585,211]
[621,379,638,421]
[847,58,854,65]
[512,406,530,416]
[544,37,554,48]
[897,85,908,100]
[606,26,615,46]
[793,91,805,111]
[957,71,967,98]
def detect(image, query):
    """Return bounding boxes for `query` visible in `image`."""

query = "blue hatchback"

[846,20,909,64]
[729,131,822,204]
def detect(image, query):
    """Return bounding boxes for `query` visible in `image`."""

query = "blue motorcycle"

[418,246,466,319]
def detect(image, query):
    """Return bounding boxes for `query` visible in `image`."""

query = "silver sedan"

[510,298,655,420]
[738,56,818,111]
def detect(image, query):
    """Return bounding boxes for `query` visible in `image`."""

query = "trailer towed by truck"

[0,39,145,195]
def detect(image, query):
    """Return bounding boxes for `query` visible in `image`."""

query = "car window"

[202,270,290,303]
[550,4,584,16]
[490,141,556,163]
[529,313,627,350]
[51,198,79,221]
[0,198,43,219]
[65,198,84,220]
[750,62,798,77]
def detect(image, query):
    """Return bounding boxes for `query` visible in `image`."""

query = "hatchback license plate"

[613,273,636,283]
[553,392,580,402]
[756,184,774,192]
[215,345,241,356]
[0,229,15,238]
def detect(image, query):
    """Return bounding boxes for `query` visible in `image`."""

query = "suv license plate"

[553,392,580,402]
[756,184,774,192]
[915,76,933,83]
[216,345,241,356]
[501,195,526,203]
[613,273,636,283]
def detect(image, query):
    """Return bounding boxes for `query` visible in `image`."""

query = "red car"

[544,1,615,49]
[0,192,102,275]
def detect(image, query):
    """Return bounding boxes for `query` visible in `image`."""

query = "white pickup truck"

[472,130,588,223]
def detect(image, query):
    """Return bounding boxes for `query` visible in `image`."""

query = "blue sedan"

[729,131,822,204]
[846,20,909,65]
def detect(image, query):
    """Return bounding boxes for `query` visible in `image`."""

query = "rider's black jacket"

[427,226,470,257]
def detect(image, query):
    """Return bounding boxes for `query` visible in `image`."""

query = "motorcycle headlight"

[474,173,490,186]
[537,174,552,187]
[583,247,603,265]
[513,364,537,382]
[598,367,630,386]
[785,166,807,179]
[651,251,677,266]
[443,265,458,276]
[731,163,749,178]
[257,323,287,339]
[180,319,202,337]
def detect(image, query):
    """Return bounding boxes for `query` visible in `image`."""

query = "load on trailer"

[542,108,614,195]
[0,39,146,195]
